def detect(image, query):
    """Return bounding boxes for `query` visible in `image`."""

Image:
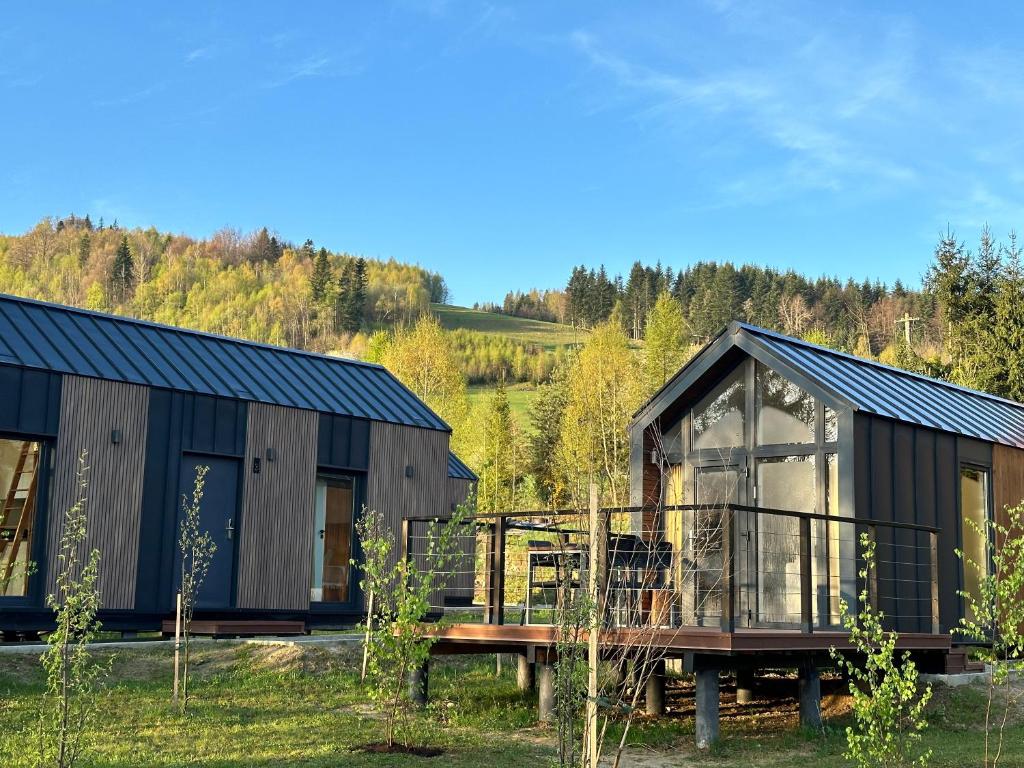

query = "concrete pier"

[735,668,754,705]
[517,654,536,692]
[695,667,720,749]
[538,663,555,722]
[645,659,666,716]
[798,661,822,730]
[407,660,429,707]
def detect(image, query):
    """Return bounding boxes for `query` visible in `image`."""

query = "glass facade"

[692,367,745,450]
[0,439,41,598]
[756,366,815,445]
[310,476,355,603]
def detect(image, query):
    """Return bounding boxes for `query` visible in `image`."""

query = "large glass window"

[692,368,745,450]
[310,476,355,603]
[0,439,41,597]
[756,364,815,445]
[960,466,992,623]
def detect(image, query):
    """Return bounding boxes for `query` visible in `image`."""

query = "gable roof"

[634,320,1024,449]
[447,451,477,481]
[0,293,449,431]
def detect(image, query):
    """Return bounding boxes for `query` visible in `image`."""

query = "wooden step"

[160,619,305,638]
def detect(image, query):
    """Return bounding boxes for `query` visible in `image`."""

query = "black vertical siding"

[134,391,247,613]
[854,413,990,633]
[317,413,370,471]
[0,364,61,437]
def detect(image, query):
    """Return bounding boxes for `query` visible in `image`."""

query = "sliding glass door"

[310,476,356,604]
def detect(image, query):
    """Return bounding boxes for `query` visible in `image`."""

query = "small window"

[756,365,815,445]
[959,466,992,623]
[0,439,41,597]
[692,367,745,450]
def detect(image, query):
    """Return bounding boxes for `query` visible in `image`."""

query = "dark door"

[175,455,239,610]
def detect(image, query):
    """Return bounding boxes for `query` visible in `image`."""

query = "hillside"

[432,303,585,350]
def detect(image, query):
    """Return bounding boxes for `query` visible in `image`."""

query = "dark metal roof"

[636,320,1024,449]
[0,293,449,432]
[447,451,477,481]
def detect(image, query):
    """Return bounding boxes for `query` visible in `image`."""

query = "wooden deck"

[423,622,951,657]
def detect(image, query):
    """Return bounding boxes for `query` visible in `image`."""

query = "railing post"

[929,530,940,635]
[799,515,813,634]
[483,522,495,624]
[720,508,735,633]
[400,518,411,568]
[493,515,506,626]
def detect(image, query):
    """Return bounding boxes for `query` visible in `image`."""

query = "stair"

[0,442,40,590]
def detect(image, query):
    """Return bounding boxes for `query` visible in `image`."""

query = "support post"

[798,660,822,730]
[929,531,940,635]
[695,667,720,749]
[493,515,506,625]
[483,522,495,624]
[735,667,754,705]
[538,663,555,722]
[172,591,181,705]
[645,659,666,716]
[517,654,536,692]
[799,515,813,634]
[407,659,429,708]
[585,482,603,768]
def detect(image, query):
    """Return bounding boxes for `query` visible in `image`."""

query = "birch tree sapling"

[176,464,215,714]
[955,501,1024,768]
[37,451,110,768]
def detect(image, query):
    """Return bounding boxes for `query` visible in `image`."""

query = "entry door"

[692,465,741,626]
[176,455,239,610]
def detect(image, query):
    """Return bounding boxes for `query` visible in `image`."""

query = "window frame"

[0,432,51,607]
[308,470,364,613]
[956,461,994,624]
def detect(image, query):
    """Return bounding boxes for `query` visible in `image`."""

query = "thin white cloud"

[185,46,215,63]
[263,54,334,88]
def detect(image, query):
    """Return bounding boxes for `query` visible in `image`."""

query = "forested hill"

[0,215,446,356]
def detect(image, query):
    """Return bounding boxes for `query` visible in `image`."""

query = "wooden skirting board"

[422,622,952,657]
[160,619,305,638]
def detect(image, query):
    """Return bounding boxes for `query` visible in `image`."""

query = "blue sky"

[2,2,1024,305]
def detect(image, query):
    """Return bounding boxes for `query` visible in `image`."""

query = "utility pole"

[895,311,921,345]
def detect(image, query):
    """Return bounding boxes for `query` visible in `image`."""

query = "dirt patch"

[246,642,360,675]
[355,742,444,757]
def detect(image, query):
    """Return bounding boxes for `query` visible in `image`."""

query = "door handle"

[226,518,235,540]
[319,528,325,539]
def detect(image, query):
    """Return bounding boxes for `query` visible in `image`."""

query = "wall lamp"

[405,464,415,478]
[111,429,123,445]
[266,447,277,463]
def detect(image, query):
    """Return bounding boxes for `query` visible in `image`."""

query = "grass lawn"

[468,383,538,431]
[431,304,585,351]
[1,642,1021,767]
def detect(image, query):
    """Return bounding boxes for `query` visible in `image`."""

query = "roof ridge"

[735,321,1024,413]
[0,291,387,372]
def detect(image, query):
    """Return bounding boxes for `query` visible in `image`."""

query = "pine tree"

[77,233,91,268]
[110,235,135,304]
[310,248,333,305]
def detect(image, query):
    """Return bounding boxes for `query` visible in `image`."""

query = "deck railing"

[403,503,941,636]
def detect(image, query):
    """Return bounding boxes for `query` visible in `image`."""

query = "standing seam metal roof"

[447,451,478,481]
[0,293,449,432]
[636,320,1024,449]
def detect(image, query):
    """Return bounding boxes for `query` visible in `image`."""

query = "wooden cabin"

[0,293,475,636]
[630,320,1024,639]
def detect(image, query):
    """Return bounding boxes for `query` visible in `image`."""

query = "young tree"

[830,533,932,768]
[381,314,470,453]
[38,451,110,768]
[358,506,467,749]
[109,235,135,304]
[955,501,1024,768]
[175,465,216,714]
[477,382,525,512]
[529,366,570,509]
[642,291,689,395]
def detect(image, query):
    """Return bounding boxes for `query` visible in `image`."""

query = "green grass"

[468,383,538,431]
[2,643,1021,767]
[431,304,584,351]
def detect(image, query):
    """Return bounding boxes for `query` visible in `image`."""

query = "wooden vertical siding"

[365,421,449,584]
[235,403,318,610]
[993,442,1024,630]
[47,376,149,609]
